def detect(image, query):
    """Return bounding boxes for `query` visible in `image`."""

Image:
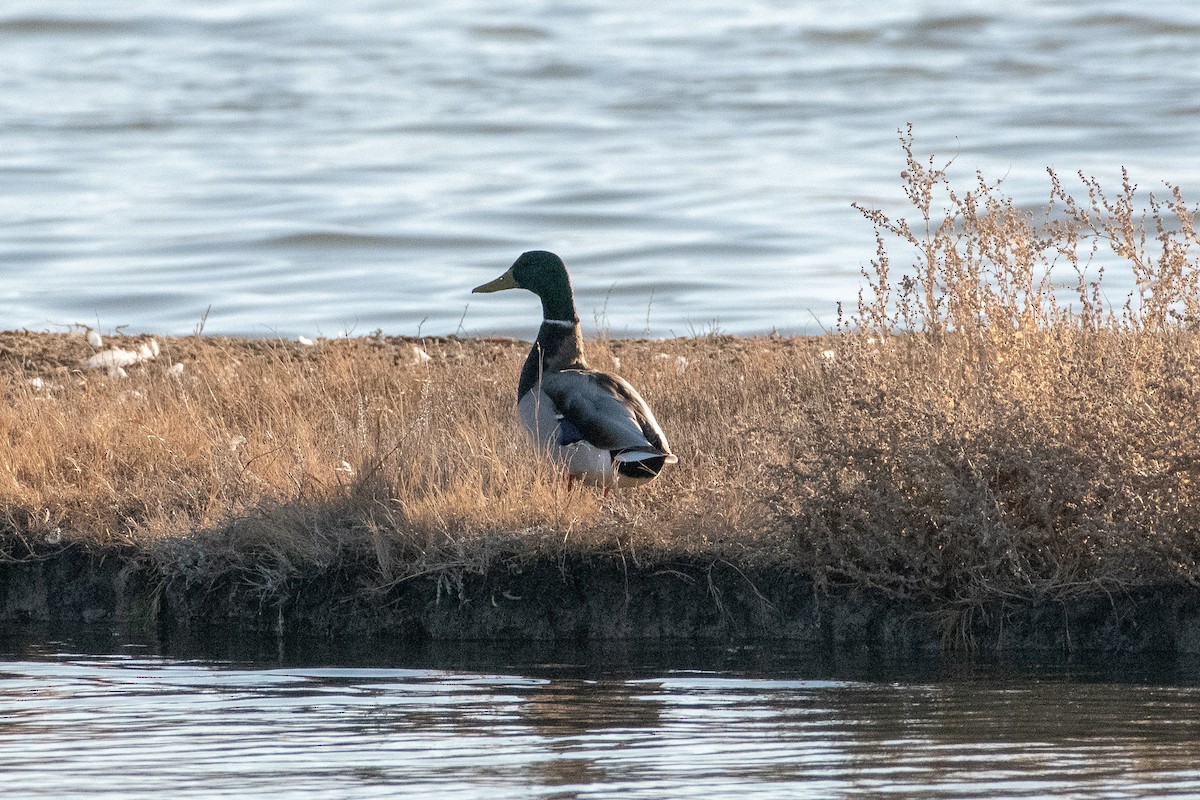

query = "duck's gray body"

[517,320,676,487]
[474,252,678,488]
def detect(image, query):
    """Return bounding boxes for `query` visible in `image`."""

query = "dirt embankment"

[4,544,1200,654]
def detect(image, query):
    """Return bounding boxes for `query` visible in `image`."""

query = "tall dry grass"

[776,126,1200,628]
[2,128,1200,627]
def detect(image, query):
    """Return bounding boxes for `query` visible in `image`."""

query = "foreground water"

[3,629,1200,799]
[3,1,1200,338]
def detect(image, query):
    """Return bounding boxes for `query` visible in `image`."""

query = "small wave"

[1078,12,1200,36]
[0,16,137,35]
[804,27,881,45]
[468,24,551,41]
[261,232,515,250]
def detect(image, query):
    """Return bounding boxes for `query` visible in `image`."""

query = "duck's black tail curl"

[613,453,668,480]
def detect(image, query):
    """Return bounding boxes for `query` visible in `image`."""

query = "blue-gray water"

[4,631,1200,799]
[2,1,1200,339]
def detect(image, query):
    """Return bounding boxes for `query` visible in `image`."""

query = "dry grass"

[3,128,1200,625]
[0,329,814,598]
[799,126,1200,620]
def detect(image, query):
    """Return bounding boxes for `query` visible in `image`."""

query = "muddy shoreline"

[3,544,1199,654]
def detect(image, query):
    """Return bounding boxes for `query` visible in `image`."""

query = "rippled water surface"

[4,632,1200,799]
[2,1,1200,337]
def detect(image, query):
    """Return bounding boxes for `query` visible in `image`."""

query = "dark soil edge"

[3,545,1200,654]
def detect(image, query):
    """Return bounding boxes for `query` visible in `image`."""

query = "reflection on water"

[2,628,1200,799]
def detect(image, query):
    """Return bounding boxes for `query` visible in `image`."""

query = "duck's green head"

[472,250,578,323]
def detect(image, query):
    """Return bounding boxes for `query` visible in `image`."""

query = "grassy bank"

[3,131,1200,643]
[0,330,805,584]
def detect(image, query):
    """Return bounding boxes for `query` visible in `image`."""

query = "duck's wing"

[539,368,675,459]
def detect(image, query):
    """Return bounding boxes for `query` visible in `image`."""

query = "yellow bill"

[472,267,519,293]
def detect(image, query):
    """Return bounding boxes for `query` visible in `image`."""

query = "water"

[2,1,1199,339]
[4,630,1200,799]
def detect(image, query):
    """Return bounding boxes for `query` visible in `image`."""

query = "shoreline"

[4,543,1200,653]
[3,328,1200,654]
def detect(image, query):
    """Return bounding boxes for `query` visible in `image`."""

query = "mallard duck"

[473,251,678,489]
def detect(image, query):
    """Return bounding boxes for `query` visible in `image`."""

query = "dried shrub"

[773,126,1200,626]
